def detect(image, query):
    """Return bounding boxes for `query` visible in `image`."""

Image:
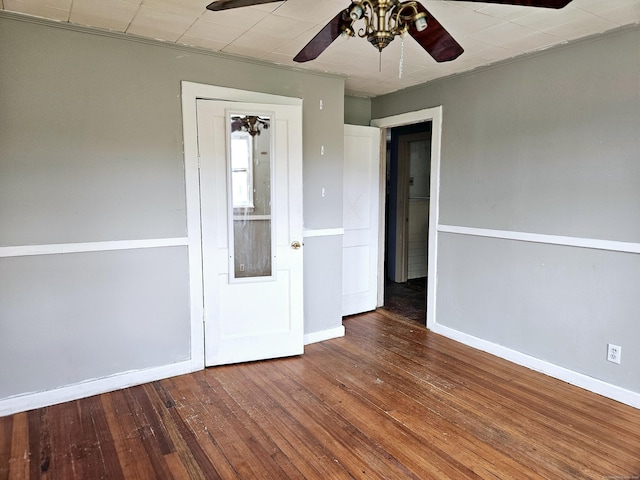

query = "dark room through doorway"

[382,121,432,325]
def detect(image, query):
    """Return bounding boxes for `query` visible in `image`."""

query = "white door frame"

[181,81,303,370]
[371,107,442,329]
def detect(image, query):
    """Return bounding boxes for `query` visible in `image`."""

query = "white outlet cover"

[607,344,621,364]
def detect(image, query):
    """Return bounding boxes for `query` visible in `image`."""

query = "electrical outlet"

[239,264,245,272]
[607,344,621,364]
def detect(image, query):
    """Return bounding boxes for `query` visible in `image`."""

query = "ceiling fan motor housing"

[368,29,395,50]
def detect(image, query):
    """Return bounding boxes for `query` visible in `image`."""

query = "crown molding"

[0,9,346,82]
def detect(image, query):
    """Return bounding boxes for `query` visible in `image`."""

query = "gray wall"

[0,12,345,401]
[0,248,191,397]
[372,26,640,393]
[344,95,372,126]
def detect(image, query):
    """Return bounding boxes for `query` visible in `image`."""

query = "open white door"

[342,124,381,316]
[197,99,304,366]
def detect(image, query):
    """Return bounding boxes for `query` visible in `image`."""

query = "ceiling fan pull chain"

[399,38,404,79]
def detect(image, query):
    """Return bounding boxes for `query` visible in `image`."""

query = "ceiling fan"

[205,0,573,64]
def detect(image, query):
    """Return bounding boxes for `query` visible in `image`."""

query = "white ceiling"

[3,0,639,97]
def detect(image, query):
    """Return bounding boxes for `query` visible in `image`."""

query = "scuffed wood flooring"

[1,310,639,479]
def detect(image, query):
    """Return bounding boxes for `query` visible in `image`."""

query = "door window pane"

[227,112,273,280]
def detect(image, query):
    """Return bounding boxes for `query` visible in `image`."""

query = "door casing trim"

[181,81,303,369]
[371,107,443,329]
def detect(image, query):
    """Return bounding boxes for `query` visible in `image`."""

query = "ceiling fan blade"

[446,0,572,8]
[293,10,347,63]
[409,5,464,63]
[206,0,284,11]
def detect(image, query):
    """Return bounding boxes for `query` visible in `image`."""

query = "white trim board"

[303,228,345,238]
[438,224,640,255]
[431,323,640,410]
[182,81,302,107]
[0,360,197,417]
[304,326,345,345]
[0,237,188,258]
[371,109,441,129]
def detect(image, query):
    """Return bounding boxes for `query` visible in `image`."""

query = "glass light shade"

[350,4,363,20]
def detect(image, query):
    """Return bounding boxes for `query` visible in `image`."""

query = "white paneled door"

[197,99,304,366]
[342,125,381,316]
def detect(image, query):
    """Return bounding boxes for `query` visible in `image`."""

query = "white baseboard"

[1,325,347,416]
[0,360,198,417]
[304,325,345,345]
[431,323,640,410]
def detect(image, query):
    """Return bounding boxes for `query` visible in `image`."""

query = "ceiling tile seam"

[124,0,144,35]
[195,11,266,48]
[573,7,625,26]
[176,10,209,46]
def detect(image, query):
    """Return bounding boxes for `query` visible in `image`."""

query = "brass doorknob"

[291,241,302,249]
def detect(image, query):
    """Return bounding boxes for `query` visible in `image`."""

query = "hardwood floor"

[1,310,639,479]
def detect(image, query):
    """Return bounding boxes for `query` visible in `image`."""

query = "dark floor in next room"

[382,276,427,325]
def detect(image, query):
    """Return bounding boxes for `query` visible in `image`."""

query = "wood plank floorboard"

[1,310,639,479]
[344,314,638,472]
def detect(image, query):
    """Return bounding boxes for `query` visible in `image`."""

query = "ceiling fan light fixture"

[344,0,429,53]
[349,2,364,20]
[413,12,427,32]
[341,24,356,37]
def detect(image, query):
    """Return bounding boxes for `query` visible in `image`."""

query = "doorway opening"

[383,121,432,325]
[371,106,441,329]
